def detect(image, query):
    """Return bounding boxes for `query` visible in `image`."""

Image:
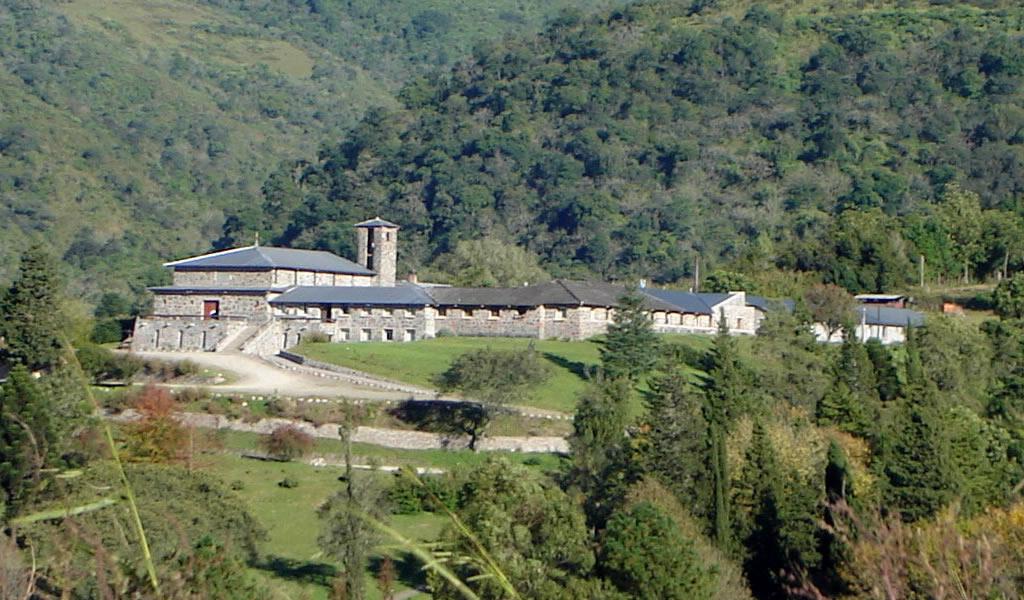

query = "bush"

[261,425,314,461]
[278,477,300,489]
[90,318,126,344]
[76,343,142,383]
[388,474,459,514]
[230,480,245,491]
[303,331,331,343]
[175,360,201,377]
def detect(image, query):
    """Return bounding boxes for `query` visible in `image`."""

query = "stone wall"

[357,226,397,287]
[435,306,547,338]
[172,269,272,287]
[274,306,435,347]
[130,317,246,352]
[153,292,271,319]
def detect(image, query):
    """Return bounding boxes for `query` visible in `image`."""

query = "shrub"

[90,318,125,344]
[261,425,314,461]
[230,480,245,491]
[388,474,459,514]
[278,477,300,489]
[303,331,331,343]
[175,360,201,378]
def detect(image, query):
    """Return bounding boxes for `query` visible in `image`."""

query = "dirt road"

[133,351,426,401]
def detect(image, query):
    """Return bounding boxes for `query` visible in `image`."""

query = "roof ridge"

[554,279,584,305]
[163,244,255,267]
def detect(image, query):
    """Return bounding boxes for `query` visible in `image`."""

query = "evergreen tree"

[739,421,786,600]
[642,371,711,524]
[600,287,660,382]
[0,243,66,371]
[865,339,901,402]
[881,329,958,522]
[817,327,881,441]
[0,365,52,516]
[600,502,714,600]
[702,319,750,550]
[569,377,636,526]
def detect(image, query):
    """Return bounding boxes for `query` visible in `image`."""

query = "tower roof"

[354,217,400,229]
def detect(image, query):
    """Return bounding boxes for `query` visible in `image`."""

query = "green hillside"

[0,0,621,299]
[238,0,1024,295]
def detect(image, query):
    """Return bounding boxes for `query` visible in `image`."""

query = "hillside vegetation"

[234,0,1024,295]
[0,0,620,298]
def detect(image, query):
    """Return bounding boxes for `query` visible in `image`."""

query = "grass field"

[295,337,602,414]
[200,430,565,598]
[295,336,711,415]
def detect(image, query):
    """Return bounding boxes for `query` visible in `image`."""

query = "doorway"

[203,300,220,320]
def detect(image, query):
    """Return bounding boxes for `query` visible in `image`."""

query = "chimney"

[407,272,418,284]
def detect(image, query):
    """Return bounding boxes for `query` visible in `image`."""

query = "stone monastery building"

[131,218,775,354]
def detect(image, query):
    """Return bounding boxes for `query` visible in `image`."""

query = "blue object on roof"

[354,217,401,228]
[165,246,374,275]
[271,284,433,306]
[857,306,925,327]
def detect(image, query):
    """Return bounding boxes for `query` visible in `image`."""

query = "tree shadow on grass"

[389,400,483,437]
[541,352,596,380]
[253,555,337,587]
[370,552,429,591]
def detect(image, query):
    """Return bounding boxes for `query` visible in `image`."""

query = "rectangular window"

[461,309,472,319]
[489,309,501,319]
[437,308,448,318]
[360,328,371,342]
[517,308,529,318]
[339,329,350,341]
[384,328,395,341]
[404,329,416,342]
[555,308,567,321]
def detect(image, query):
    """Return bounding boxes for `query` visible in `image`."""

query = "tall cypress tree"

[600,287,660,382]
[881,328,957,522]
[740,421,786,600]
[702,319,749,550]
[1,243,66,371]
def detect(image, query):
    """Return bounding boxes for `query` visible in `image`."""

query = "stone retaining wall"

[108,409,569,454]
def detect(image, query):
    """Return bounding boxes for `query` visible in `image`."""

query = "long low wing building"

[130,218,922,354]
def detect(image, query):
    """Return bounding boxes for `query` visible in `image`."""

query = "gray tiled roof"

[642,289,725,315]
[426,280,681,310]
[857,306,925,327]
[165,246,374,276]
[270,284,434,306]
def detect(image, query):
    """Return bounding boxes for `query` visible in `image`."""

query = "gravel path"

[130,350,574,420]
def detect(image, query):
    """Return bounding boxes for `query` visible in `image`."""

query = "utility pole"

[693,256,700,293]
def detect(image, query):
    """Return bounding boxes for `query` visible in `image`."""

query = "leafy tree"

[994,273,1024,319]
[319,420,389,600]
[938,183,985,283]
[429,238,550,287]
[703,271,754,293]
[803,284,855,341]
[125,386,187,464]
[94,292,133,318]
[947,405,1015,515]
[600,502,714,600]
[599,287,661,381]
[431,459,597,600]
[261,424,314,461]
[0,243,66,371]
[436,346,552,447]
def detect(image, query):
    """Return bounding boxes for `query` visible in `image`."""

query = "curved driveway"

[133,351,424,401]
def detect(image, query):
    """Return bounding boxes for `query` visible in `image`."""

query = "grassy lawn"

[295,335,711,415]
[199,431,566,598]
[203,452,442,599]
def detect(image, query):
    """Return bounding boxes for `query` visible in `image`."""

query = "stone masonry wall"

[131,317,246,352]
[153,292,271,319]
[172,269,272,287]
[271,269,374,287]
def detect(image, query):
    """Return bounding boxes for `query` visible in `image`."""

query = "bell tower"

[355,217,399,287]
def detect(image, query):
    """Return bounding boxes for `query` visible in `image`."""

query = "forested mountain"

[0,0,619,299]
[231,0,1024,294]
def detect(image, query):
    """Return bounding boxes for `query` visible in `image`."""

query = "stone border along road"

[107,409,570,454]
[131,350,574,421]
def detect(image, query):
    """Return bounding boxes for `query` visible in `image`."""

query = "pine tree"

[817,328,881,441]
[882,329,958,522]
[642,371,711,524]
[0,365,52,516]
[600,287,660,382]
[739,421,786,599]
[1,243,66,371]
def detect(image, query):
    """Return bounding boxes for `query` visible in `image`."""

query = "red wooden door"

[203,300,220,320]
